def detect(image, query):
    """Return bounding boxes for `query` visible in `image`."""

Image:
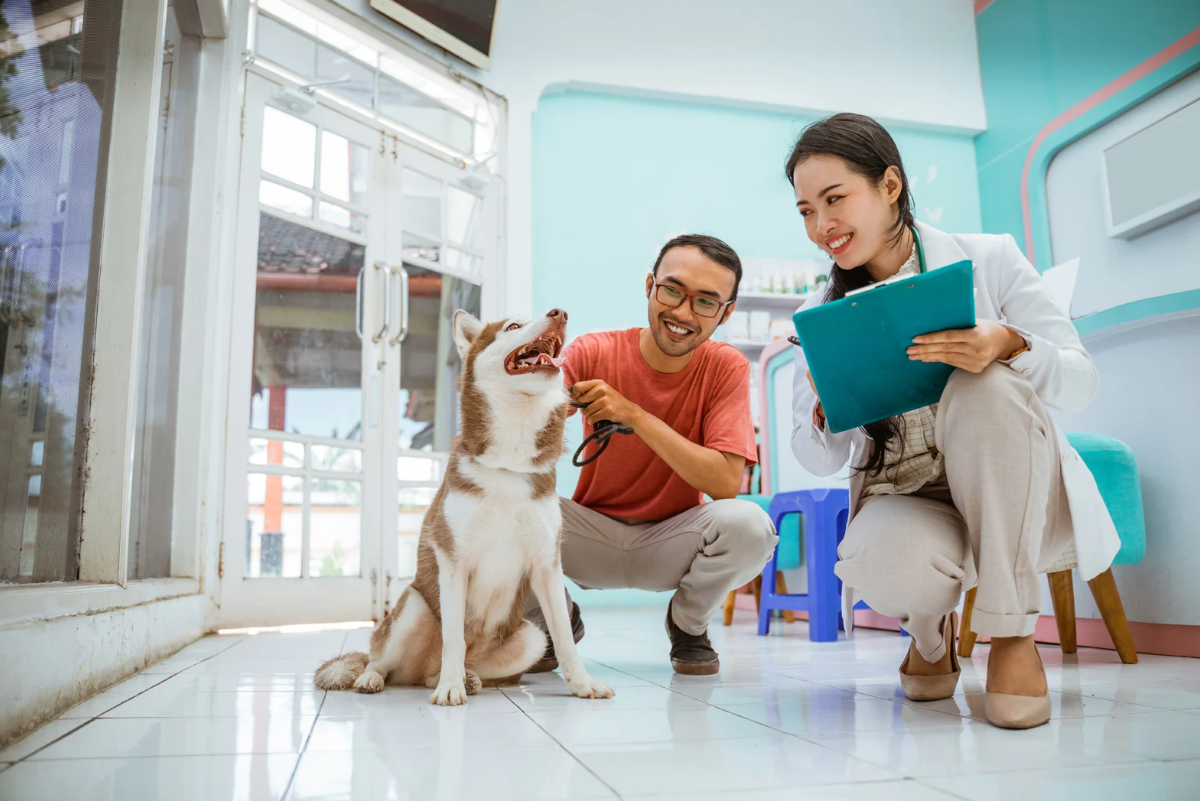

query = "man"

[528,234,778,675]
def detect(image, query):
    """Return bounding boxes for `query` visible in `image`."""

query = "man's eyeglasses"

[649,276,734,319]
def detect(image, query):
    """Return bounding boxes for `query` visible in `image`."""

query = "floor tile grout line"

[590,659,964,773]
[3,635,251,767]
[281,690,327,801]
[913,778,974,801]
[498,686,626,801]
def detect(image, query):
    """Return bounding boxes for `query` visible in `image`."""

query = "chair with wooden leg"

[959,433,1146,664]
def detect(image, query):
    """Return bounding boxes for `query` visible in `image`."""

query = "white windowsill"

[0,577,202,629]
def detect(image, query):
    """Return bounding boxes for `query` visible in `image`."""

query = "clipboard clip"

[787,336,801,347]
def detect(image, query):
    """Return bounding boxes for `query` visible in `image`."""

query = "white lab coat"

[789,221,1122,596]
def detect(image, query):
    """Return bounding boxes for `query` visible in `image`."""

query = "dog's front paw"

[464,670,482,695]
[353,669,385,694]
[430,681,468,706]
[568,676,615,700]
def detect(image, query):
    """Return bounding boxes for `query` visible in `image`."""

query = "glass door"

[220,75,497,627]
[220,74,392,626]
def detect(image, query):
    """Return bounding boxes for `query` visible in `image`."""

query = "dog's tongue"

[518,344,565,370]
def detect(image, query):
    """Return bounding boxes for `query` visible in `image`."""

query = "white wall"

[488,0,986,318]
[328,0,987,319]
[1047,69,1200,317]
[1051,316,1200,626]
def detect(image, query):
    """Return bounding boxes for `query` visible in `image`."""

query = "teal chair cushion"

[740,494,801,571]
[1065,433,1145,566]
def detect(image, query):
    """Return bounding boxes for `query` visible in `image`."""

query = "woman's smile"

[826,232,854,255]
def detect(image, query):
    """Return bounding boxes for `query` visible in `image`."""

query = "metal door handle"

[354,265,366,340]
[388,265,409,346]
[372,261,390,343]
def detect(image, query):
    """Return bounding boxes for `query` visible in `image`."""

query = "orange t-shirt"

[563,328,757,522]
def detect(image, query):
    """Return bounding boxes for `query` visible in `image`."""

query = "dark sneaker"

[666,599,720,675]
[528,602,585,673]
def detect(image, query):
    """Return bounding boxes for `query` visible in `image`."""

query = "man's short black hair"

[651,234,743,302]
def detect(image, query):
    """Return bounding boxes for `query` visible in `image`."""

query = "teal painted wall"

[974,0,1200,247]
[531,90,981,609]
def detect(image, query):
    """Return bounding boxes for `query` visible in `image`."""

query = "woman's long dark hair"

[785,113,916,477]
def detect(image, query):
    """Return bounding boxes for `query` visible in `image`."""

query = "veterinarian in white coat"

[784,114,1120,730]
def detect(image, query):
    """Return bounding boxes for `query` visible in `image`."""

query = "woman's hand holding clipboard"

[791,260,977,434]
[907,321,1028,374]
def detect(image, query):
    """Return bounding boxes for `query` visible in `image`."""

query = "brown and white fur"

[314,308,614,705]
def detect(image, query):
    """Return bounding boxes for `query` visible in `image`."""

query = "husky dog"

[315,308,614,705]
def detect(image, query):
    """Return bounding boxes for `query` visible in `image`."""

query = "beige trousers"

[526,497,778,636]
[834,364,1073,662]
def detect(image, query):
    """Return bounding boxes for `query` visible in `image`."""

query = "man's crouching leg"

[661,499,778,674]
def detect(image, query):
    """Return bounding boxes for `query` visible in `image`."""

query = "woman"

[786,114,1120,730]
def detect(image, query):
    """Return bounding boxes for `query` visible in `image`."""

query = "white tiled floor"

[3,610,1200,800]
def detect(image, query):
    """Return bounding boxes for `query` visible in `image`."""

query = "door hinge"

[369,568,378,610]
[218,542,225,579]
[240,102,247,138]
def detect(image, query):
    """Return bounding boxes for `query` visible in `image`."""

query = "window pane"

[397,456,441,482]
[401,230,440,264]
[312,445,362,473]
[260,180,314,218]
[246,473,303,578]
[256,15,375,111]
[442,247,483,275]
[398,268,481,453]
[262,107,316,188]
[318,201,365,233]
[320,131,368,205]
[379,74,474,155]
[249,214,364,441]
[249,437,304,469]
[446,186,483,248]
[0,0,118,583]
[401,169,441,237]
[310,478,361,577]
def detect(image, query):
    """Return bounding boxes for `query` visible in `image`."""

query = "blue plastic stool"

[758,488,852,641]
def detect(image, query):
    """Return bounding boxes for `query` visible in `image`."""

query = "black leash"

[569,399,634,467]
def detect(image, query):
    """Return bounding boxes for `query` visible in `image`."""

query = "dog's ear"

[453,310,484,360]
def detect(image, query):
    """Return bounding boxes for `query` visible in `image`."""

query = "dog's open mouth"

[505,333,566,375]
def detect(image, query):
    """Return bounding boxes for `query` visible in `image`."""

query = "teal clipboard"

[792,260,976,434]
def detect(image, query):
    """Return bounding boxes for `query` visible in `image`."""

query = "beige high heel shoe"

[899,611,961,702]
[984,646,1052,729]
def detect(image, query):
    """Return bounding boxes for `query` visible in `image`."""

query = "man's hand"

[907,320,1025,374]
[569,379,744,500]
[571,380,645,429]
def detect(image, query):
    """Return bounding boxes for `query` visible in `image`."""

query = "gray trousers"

[834,364,1072,662]
[526,497,778,635]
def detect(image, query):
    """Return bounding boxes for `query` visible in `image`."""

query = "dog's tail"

[314,651,370,691]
